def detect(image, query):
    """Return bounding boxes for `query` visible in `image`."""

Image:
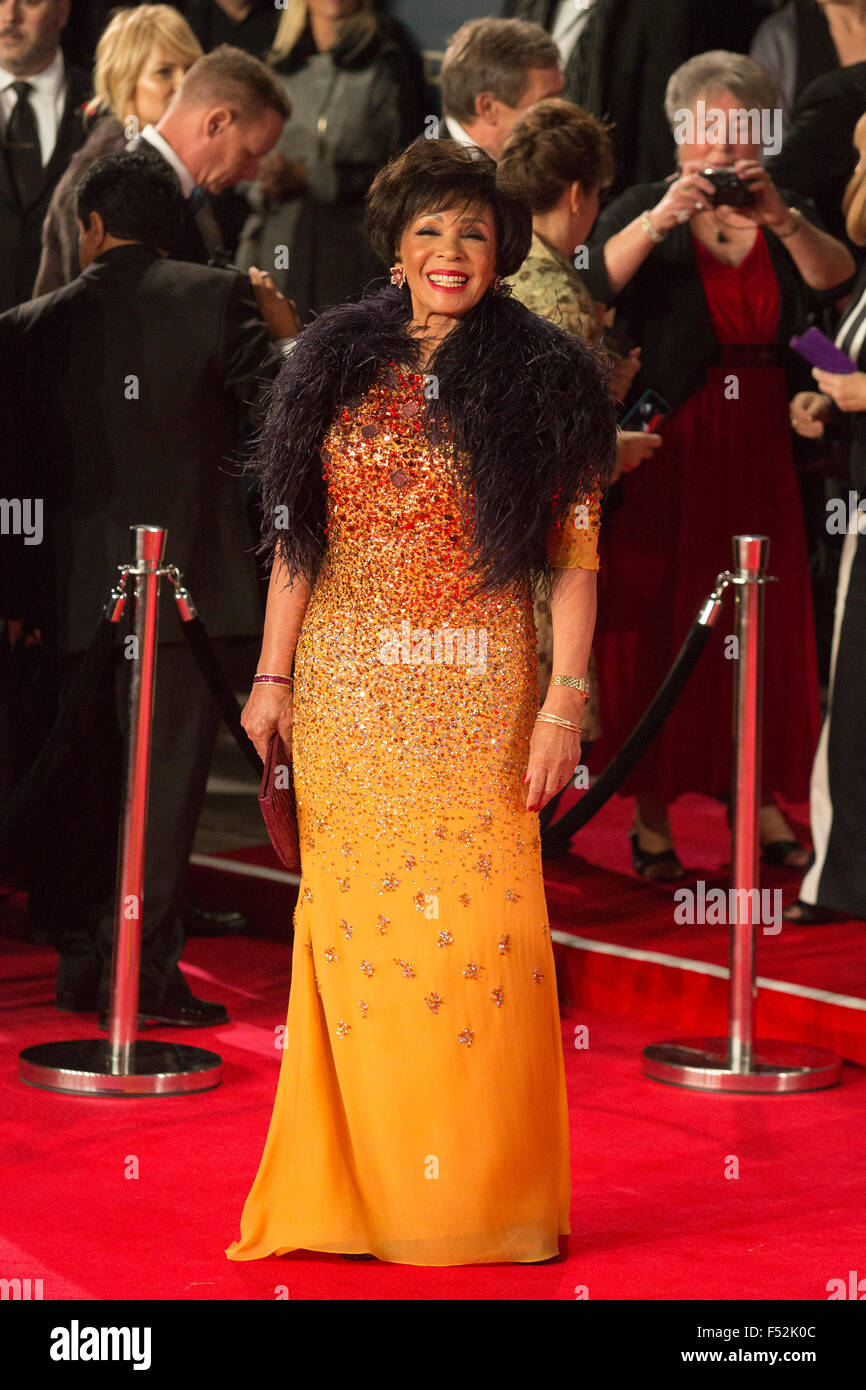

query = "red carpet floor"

[2,906,865,1300]
[543,793,866,1066]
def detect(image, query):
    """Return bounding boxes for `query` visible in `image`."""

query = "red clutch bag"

[258,731,300,871]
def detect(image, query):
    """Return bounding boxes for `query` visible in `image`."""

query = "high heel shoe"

[628,828,685,881]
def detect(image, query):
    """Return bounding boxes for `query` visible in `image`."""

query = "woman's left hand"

[730,159,791,230]
[811,366,866,411]
[523,720,582,812]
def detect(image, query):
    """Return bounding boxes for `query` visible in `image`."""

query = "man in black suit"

[125,42,291,266]
[500,0,774,193]
[0,152,293,1026]
[766,62,866,253]
[0,0,90,310]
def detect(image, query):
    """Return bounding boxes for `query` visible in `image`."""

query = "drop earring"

[390,263,406,288]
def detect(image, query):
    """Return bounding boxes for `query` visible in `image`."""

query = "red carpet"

[2,893,865,1300]
[543,793,866,1067]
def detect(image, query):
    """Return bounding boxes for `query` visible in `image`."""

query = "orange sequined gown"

[226,363,599,1266]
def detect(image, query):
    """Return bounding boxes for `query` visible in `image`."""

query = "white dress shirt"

[551,0,598,68]
[0,48,66,165]
[444,114,475,146]
[141,123,196,197]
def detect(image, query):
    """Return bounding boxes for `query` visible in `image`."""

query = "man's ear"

[473,91,496,125]
[78,210,105,242]
[205,105,233,137]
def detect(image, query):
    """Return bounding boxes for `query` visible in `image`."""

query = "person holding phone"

[785,127,866,924]
[582,50,855,879]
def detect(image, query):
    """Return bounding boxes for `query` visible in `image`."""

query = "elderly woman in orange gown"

[225,138,615,1267]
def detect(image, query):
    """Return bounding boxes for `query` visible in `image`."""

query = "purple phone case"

[789,328,856,375]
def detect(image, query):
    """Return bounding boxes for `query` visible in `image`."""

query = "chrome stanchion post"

[18,527,222,1096]
[642,535,842,1094]
[728,535,764,1073]
[107,526,164,1073]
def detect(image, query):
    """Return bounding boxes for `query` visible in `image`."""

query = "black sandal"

[782,899,844,926]
[628,829,685,881]
[761,839,810,869]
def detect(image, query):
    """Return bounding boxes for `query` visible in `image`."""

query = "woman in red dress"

[583,50,855,877]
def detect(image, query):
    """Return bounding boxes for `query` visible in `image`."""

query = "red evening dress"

[593,229,821,803]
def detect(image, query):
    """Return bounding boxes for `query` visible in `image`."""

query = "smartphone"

[620,388,670,433]
[789,327,856,375]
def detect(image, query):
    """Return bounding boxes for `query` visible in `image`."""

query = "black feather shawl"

[254,281,616,595]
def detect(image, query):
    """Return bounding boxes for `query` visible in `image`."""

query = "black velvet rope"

[176,616,263,779]
[541,618,716,857]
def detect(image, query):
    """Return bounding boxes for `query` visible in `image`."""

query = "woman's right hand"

[650,166,717,235]
[789,390,832,438]
[611,429,663,482]
[241,682,295,762]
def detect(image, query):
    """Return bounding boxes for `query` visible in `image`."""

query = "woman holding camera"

[584,50,855,879]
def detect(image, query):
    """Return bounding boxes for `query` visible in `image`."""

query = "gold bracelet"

[774,207,804,239]
[550,674,591,699]
[536,711,582,733]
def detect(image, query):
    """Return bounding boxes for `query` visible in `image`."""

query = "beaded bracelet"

[253,673,293,687]
[640,210,665,244]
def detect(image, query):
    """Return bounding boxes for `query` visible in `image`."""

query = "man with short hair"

[0,151,293,1026]
[440,18,563,161]
[128,42,291,264]
[501,0,774,193]
[0,0,89,309]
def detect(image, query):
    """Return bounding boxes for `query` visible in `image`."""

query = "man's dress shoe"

[178,901,249,937]
[96,996,229,1029]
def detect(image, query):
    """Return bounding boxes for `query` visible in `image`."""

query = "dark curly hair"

[365,136,532,277]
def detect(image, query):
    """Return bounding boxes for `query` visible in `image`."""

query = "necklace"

[711,210,750,244]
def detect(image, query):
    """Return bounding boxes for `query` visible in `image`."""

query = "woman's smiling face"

[397,202,498,324]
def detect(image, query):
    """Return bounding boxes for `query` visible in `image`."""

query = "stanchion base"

[642,1037,841,1093]
[18,1039,222,1097]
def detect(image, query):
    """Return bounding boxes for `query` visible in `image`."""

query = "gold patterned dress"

[226,361,599,1266]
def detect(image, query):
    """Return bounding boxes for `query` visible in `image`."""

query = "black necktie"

[5,79,42,208]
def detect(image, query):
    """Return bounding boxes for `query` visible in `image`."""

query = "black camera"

[700,168,754,209]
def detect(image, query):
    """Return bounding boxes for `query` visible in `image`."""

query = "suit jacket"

[500,0,774,193]
[0,62,90,311]
[765,61,866,252]
[0,244,277,653]
[32,111,126,297]
[124,135,214,265]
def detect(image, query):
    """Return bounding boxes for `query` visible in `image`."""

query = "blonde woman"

[33,5,202,297]
[235,0,424,319]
